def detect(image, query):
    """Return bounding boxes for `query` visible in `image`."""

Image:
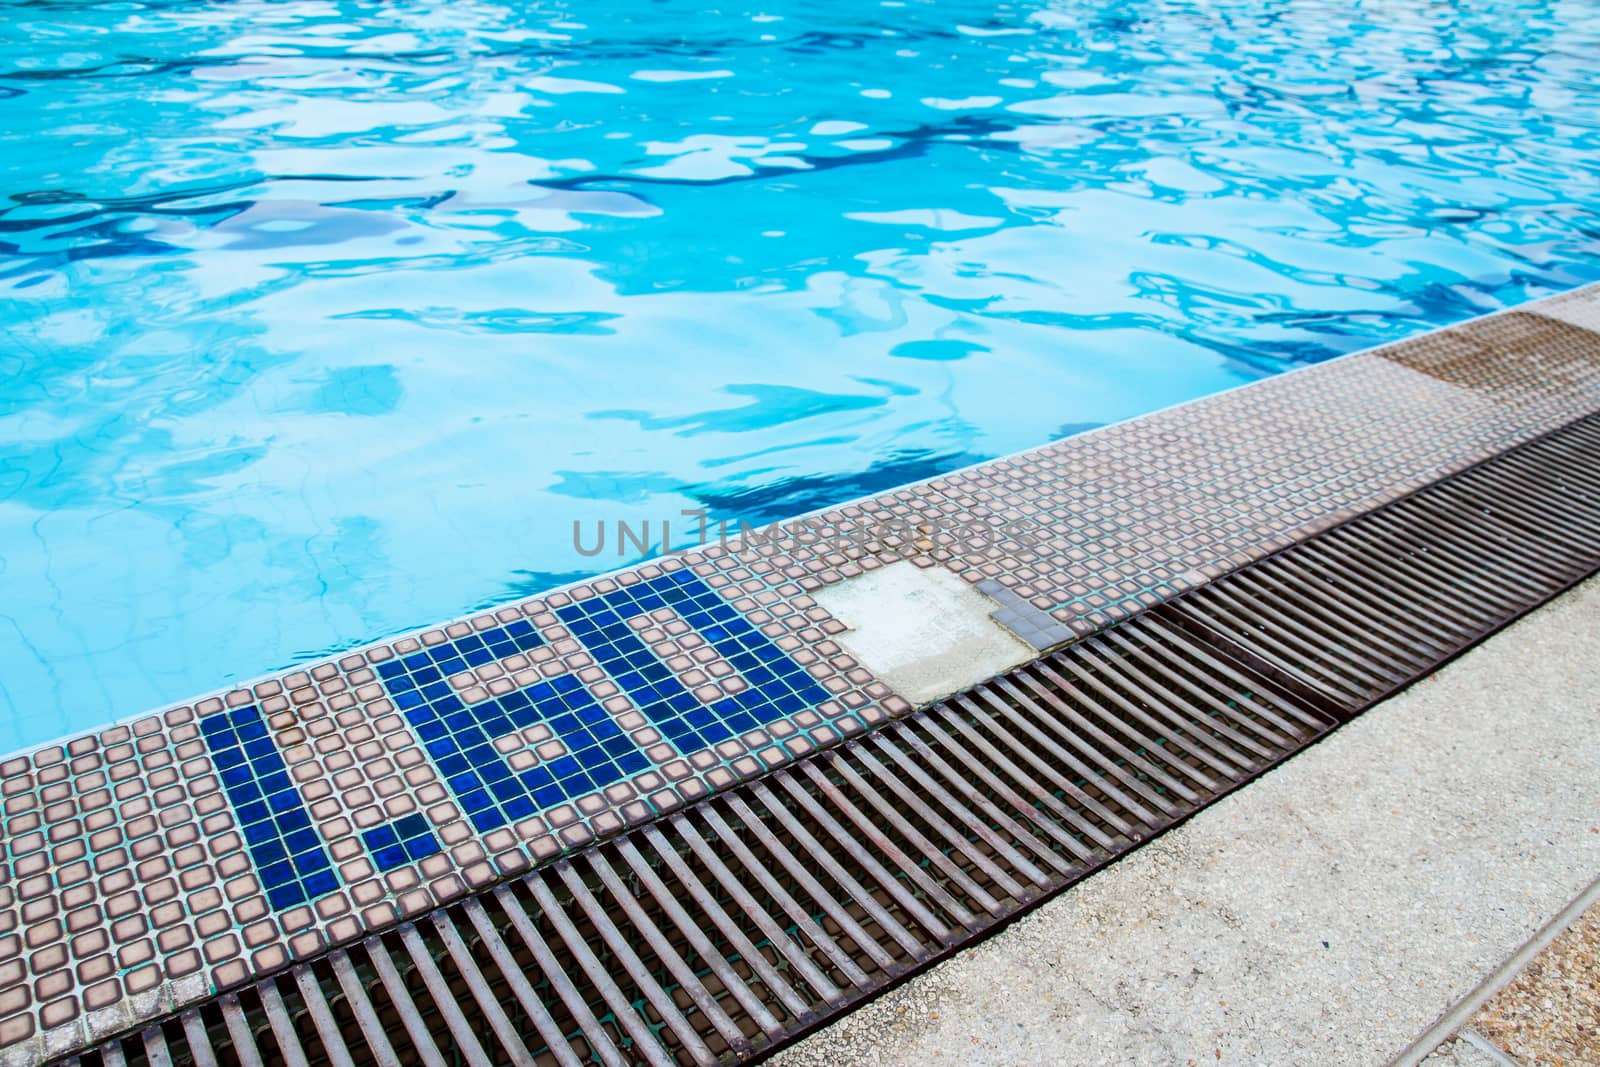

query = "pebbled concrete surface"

[1471,897,1600,1066]
[771,576,1600,1067]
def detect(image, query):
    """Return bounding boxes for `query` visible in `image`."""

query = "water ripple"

[1,0,1598,746]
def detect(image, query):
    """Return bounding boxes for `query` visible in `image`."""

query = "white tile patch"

[812,562,1033,704]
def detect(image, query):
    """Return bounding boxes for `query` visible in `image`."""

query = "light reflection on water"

[2,0,1599,747]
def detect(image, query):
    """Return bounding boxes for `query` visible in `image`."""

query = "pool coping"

[4,283,1600,1064]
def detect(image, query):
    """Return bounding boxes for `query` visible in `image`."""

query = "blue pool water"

[2,0,1599,750]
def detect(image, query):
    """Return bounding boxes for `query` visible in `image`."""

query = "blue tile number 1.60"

[203,569,828,910]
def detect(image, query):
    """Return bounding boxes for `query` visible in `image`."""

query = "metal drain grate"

[61,618,1328,1067]
[63,411,1600,1067]
[1169,414,1600,718]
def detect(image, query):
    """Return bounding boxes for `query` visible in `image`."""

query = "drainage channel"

[60,410,1600,1067]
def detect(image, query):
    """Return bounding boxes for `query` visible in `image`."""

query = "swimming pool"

[2,0,1599,751]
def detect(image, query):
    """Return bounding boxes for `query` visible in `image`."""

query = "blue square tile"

[267,883,305,910]
[363,824,399,851]
[284,828,320,857]
[371,844,408,870]
[260,860,294,887]
[236,801,270,828]
[403,832,441,861]
[394,813,430,840]
[303,870,339,897]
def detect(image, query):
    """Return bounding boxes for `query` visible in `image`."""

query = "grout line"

[1458,1028,1525,1067]
[1388,872,1600,1067]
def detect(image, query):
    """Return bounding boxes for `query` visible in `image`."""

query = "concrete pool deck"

[771,574,1600,1067]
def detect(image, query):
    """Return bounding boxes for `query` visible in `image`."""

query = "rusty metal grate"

[61,411,1600,1067]
[1168,414,1600,719]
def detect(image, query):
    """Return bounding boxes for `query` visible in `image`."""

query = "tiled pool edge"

[4,282,1596,768]
[70,409,1600,1067]
[5,284,1600,1064]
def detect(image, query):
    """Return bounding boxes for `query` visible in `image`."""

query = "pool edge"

[3,282,1600,1064]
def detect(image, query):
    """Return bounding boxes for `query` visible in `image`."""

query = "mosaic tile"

[362,814,441,873]
[2,285,1599,1065]
[200,706,337,911]
[977,579,1077,651]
